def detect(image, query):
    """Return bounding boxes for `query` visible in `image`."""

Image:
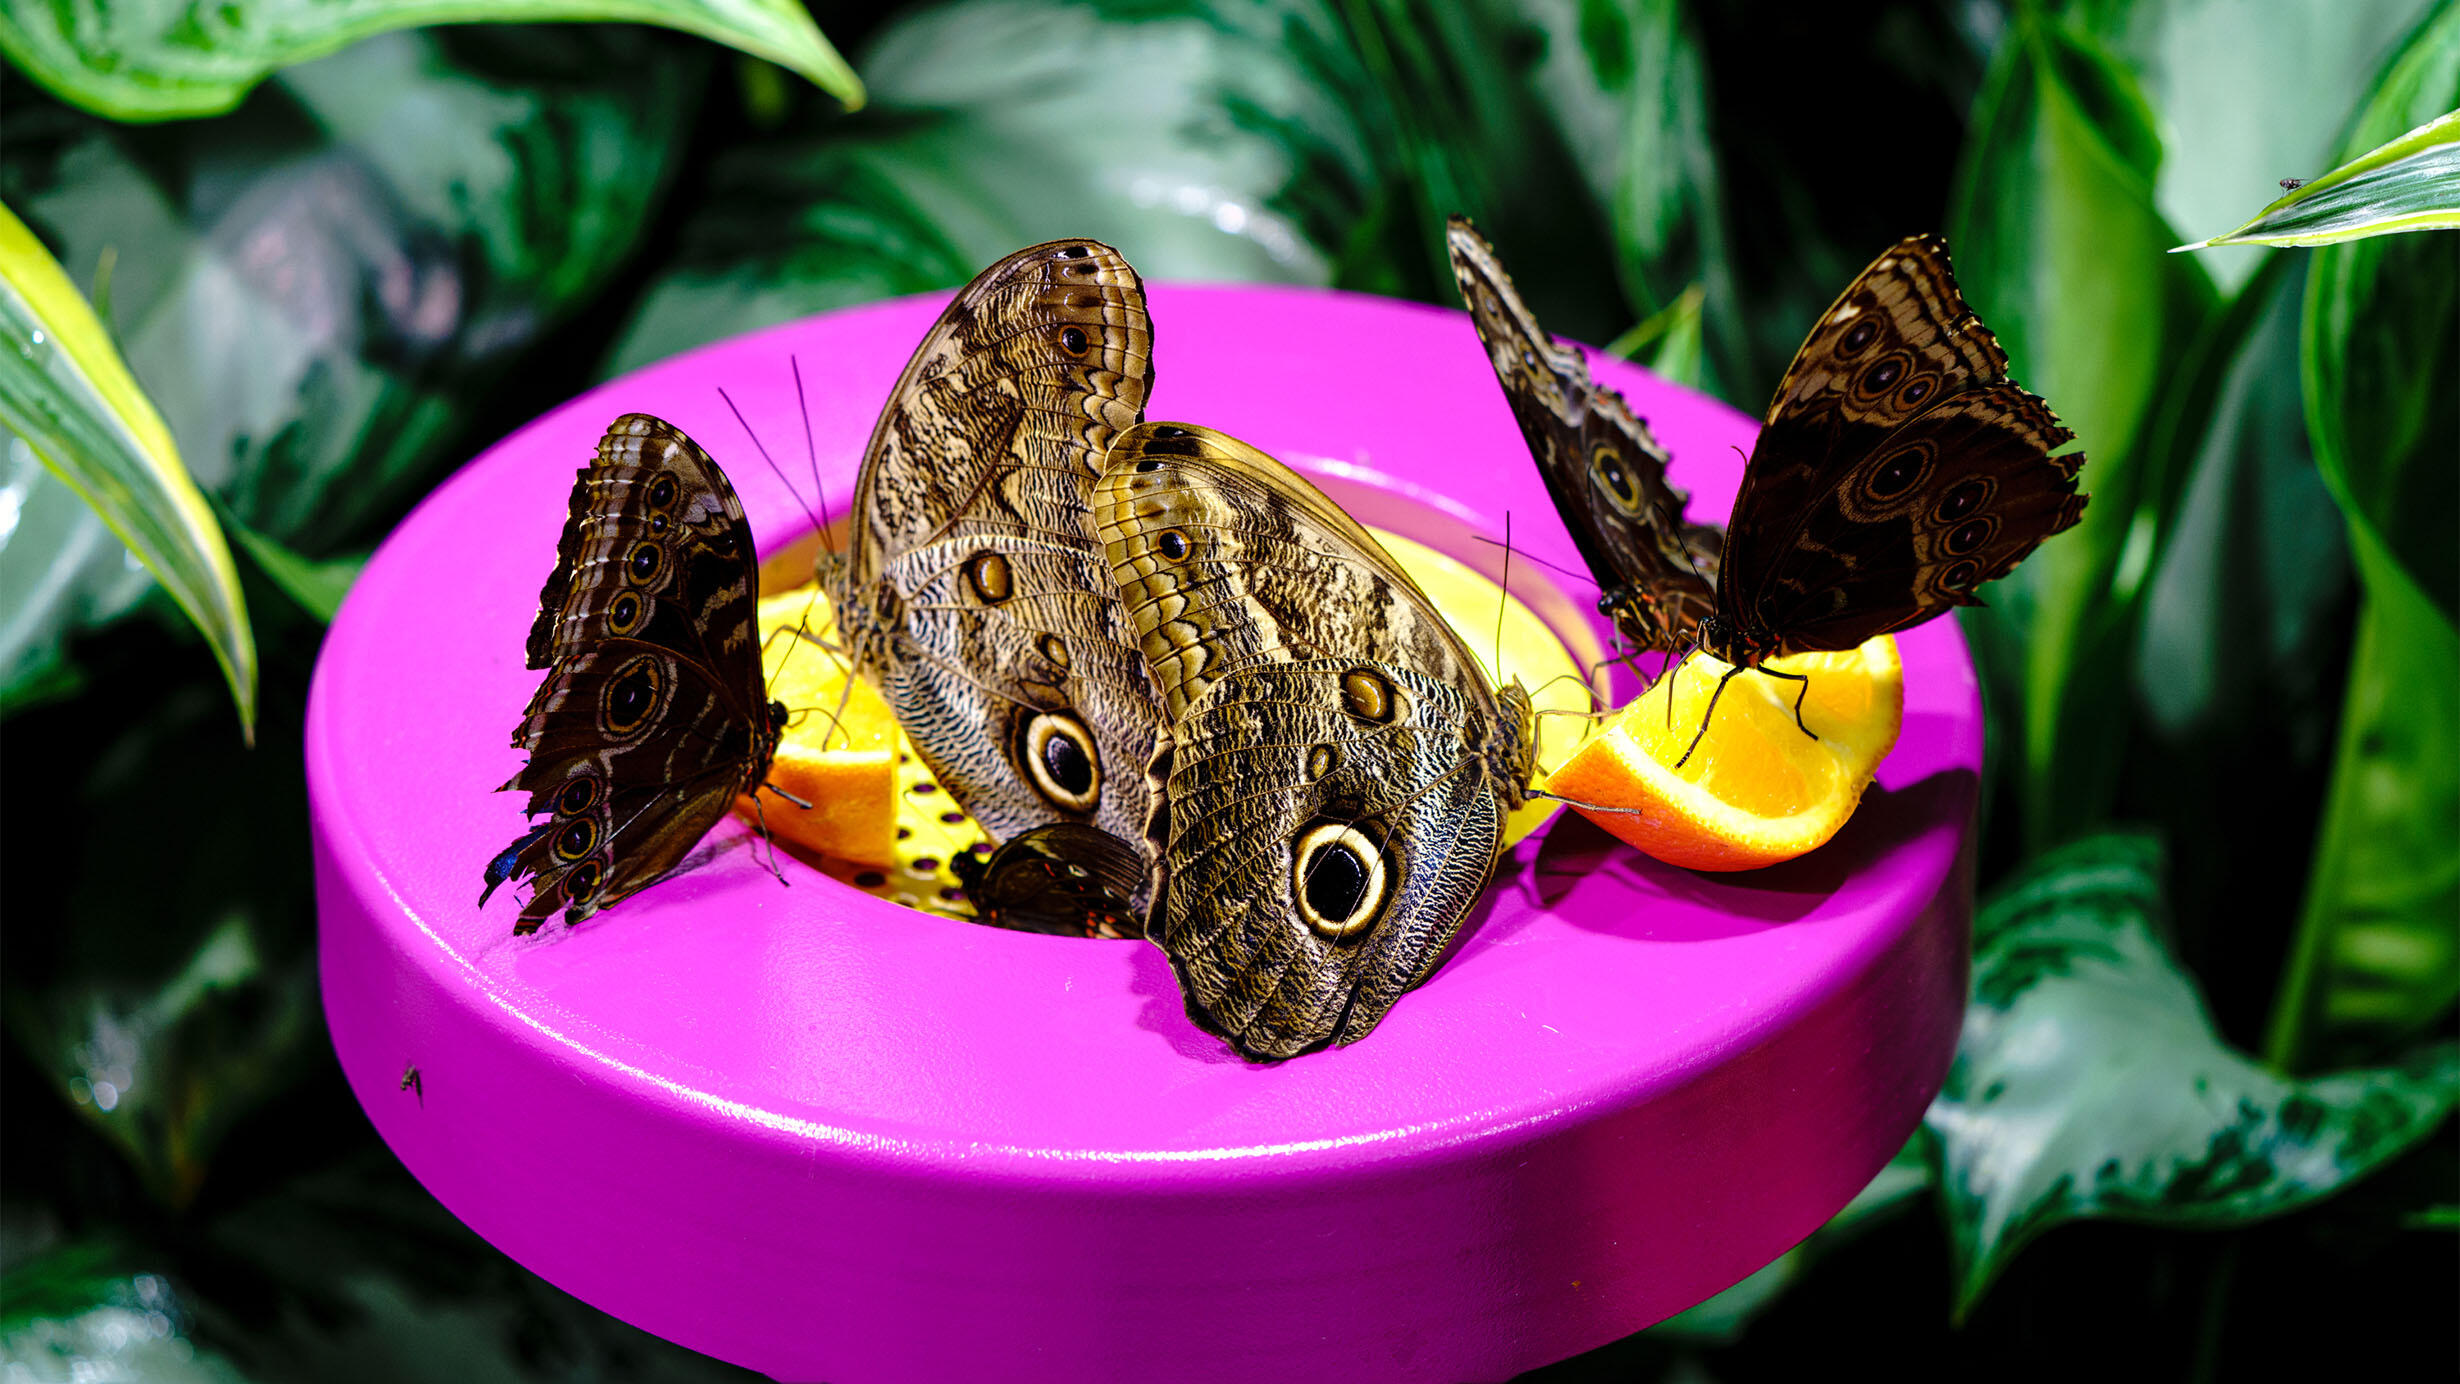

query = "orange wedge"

[732,589,901,867]
[1544,636,1903,871]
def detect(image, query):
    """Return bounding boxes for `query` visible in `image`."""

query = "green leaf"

[0,200,256,741]
[1926,833,2460,1315]
[0,0,859,122]
[5,27,698,695]
[230,521,363,624]
[2073,0,2438,293]
[1946,14,2220,848]
[2181,108,2460,249]
[2265,4,2460,1074]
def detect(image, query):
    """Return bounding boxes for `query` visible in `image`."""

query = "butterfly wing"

[951,822,1144,939]
[1721,234,2085,655]
[1097,422,1537,1060]
[1446,217,1718,654]
[487,415,779,932]
[831,240,1164,869]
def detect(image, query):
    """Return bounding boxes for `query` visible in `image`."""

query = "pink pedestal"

[309,284,1975,1383]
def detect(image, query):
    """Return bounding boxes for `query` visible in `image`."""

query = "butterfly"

[1447,217,1724,658]
[824,239,1164,934]
[1095,421,1540,1060]
[482,414,790,933]
[1450,218,2087,737]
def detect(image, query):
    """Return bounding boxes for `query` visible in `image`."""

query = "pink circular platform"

[309,283,1975,1383]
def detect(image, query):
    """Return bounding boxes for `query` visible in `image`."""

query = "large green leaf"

[3,27,698,703]
[2267,5,2460,1073]
[0,0,858,121]
[1926,834,2460,1315]
[0,200,255,740]
[2074,0,2437,292]
[2182,109,2460,250]
[1946,14,2218,849]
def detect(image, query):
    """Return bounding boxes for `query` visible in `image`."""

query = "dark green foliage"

[3,1,2453,1379]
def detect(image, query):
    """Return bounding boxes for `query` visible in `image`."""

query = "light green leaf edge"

[1928,833,2460,1315]
[0,201,254,741]
[2177,108,2460,249]
[0,0,861,122]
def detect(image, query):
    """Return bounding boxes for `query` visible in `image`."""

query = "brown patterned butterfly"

[1447,217,1723,657]
[482,414,790,932]
[1096,421,1540,1060]
[824,239,1164,935]
[1453,219,2087,743]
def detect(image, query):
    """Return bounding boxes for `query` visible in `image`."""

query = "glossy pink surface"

[310,284,1975,1383]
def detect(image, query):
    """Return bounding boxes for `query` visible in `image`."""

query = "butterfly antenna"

[792,355,838,560]
[720,385,826,543]
[1672,662,1746,771]
[1469,533,1596,589]
[1493,511,1512,680]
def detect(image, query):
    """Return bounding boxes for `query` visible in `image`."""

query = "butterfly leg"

[746,790,794,889]
[1673,662,1748,771]
[1751,665,1819,742]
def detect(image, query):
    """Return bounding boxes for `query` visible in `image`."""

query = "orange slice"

[732,589,901,867]
[1544,636,1903,871]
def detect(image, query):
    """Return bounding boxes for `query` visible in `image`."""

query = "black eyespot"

[1022,712,1100,811]
[626,542,662,583]
[1947,518,1995,554]
[1134,458,1165,472]
[1306,844,1369,925]
[1292,821,1390,939]
[1900,379,1933,406]
[556,819,597,860]
[1152,425,1189,438]
[1060,326,1089,355]
[557,777,600,815]
[1866,358,1905,391]
[1592,447,1642,512]
[647,474,679,510]
[1867,447,1928,499]
[608,591,644,633]
[1157,529,1190,560]
[603,656,663,735]
[1058,244,1090,259]
[1937,477,1992,522]
[565,859,604,900]
[1840,318,1880,353]
[649,513,670,535]
[1940,560,1982,591]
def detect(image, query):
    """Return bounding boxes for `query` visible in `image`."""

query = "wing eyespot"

[1590,445,1644,514]
[1945,516,1998,555]
[646,473,679,511]
[964,550,1014,604]
[607,591,645,635]
[601,655,665,736]
[1060,326,1089,356]
[1020,712,1101,812]
[625,541,663,584]
[1936,477,1995,523]
[1156,529,1192,561]
[1939,559,1982,592]
[1863,442,1934,501]
[556,776,601,816]
[1839,317,1880,354]
[1292,821,1392,939]
[1340,668,1401,724]
[555,818,598,861]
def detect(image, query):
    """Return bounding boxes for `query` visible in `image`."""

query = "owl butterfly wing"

[1446,217,1717,653]
[487,415,777,931]
[950,823,1144,939]
[1738,382,2086,652]
[1096,422,1537,1059]
[835,240,1163,863]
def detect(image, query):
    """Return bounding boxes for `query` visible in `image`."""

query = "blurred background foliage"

[2,1,2454,1379]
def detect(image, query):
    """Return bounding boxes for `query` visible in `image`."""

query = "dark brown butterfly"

[482,414,790,933]
[950,823,1144,938]
[1447,217,1723,657]
[1452,220,2087,731]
